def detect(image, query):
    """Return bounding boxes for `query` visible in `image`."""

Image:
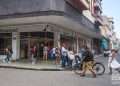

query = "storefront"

[0,33,12,55]
[101,37,110,50]
[60,32,75,50]
[0,13,101,61]
[20,32,54,59]
[0,24,78,60]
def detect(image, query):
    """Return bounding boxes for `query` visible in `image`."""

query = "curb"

[0,65,64,71]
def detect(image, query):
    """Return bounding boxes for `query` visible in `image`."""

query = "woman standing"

[43,45,48,61]
[55,47,61,64]
[67,47,75,68]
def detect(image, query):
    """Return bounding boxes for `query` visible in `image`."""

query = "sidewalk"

[0,61,64,71]
[0,54,107,71]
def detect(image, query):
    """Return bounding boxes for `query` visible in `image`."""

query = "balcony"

[64,11,99,33]
[65,0,89,12]
[94,1,102,12]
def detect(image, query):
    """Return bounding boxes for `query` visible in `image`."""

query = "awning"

[0,15,101,38]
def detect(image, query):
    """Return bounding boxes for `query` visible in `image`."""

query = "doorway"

[20,32,54,60]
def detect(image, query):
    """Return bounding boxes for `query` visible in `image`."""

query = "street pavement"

[0,56,113,86]
[0,68,111,86]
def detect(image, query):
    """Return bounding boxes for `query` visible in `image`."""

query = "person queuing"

[61,44,68,68]
[67,47,75,68]
[5,48,13,63]
[55,47,61,64]
[43,45,48,61]
[31,45,37,64]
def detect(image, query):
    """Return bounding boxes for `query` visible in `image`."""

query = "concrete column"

[86,39,92,49]
[73,32,78,53]
[76,34,79,53]
[54,32,60,48]
[12,32,20,60]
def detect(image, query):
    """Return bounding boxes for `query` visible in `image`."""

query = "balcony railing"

[64,12,99,33]
[94,1,102,12]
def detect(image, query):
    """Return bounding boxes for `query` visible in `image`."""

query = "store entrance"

[0,33,12,55]
[20,32,54,60]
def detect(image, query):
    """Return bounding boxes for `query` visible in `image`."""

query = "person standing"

[108,49,119,75]
[5,48,12,63]
[55,47,61,64]
[43,45,48,61]
[67,47,75,68]
[50,47,56,60]
[31,45,37,64]
[61,44,68,68]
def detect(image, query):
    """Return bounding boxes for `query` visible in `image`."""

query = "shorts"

[83,61,94,70]
[44,51,48,55]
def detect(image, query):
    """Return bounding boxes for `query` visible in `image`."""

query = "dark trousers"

[5,55,10,63]
[61,55,68,67]
[68,59,73,68]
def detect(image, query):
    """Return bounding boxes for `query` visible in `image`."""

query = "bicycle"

[73,55,105,75]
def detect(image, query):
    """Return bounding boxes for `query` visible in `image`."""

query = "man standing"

[5,48,13,63]
[61,44,68,68]
[80,47,96,78]
[109,49,120,74]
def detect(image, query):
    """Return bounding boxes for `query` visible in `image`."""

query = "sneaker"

[108,72,112,75]
[92,74,97,78]
[80,73,85,77]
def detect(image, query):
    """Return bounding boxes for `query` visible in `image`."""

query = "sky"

[102,0,120,38]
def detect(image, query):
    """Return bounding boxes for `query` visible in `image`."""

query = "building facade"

[99,16,120,51]
[82,0,103,53]
[0,0,101,60]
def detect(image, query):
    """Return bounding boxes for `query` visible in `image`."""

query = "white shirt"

[111,54,120,69]
[52,48,56,54]
[44,46,48,52]
[61,47,68,56]
[68,51,75,60]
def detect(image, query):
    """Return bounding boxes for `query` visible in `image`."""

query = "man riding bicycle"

[80,47,96,78]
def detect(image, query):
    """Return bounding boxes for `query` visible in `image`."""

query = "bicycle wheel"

[92,62,105,75]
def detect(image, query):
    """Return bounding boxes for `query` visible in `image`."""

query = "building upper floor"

[100,16,115,39]
[0,0,100,34]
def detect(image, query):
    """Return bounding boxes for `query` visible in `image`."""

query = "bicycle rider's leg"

[88,61,96,78]
[89,69,96,78]
[109,67,112,75]
[80,62,87,76]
